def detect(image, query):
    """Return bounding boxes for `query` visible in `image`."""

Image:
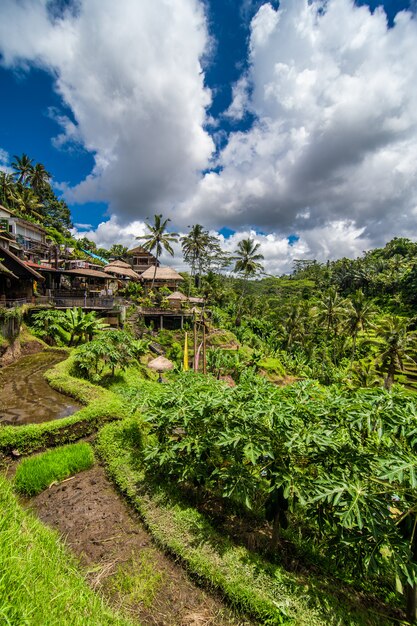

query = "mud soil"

[29,465,252,626]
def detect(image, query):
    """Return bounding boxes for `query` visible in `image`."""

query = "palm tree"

[181,224,210,289]
[369,316,417,390]
[233,238,264,279]
[0,171,17,207]
[346,289,375,362]
[11,153,33,185]
[314,287,350,342]
[136,214,178,290]
[13,188,44,220]
[28,162,51,195]
[233,238,264,325]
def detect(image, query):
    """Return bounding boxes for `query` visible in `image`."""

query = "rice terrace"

[2,0,417,624]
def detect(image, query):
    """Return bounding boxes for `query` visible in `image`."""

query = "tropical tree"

[108,244,128,259]
[233,238,264,279]
[346,289,375,362]
[314,287,350,342]
[369,316,417,390]
[11,153,33,185]
[181,224,210,288]
[28,162,51,195]
[0,171,17,207]
[233,238,264,324]
[13,188,44,220]
[136,214,178,290]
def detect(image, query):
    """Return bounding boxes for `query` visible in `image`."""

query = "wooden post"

[202,320,206,375]
[160,315,163,330]
[193,315,197,371]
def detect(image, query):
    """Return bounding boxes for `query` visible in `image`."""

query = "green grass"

[103,548,165,613]
[0,473,131,626]
[97,419,393,626]
[14,442,95,496]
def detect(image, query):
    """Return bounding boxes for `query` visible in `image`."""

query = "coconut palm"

[136,214,178,290]
[11,153,33,185]
[233,238,264,279]
[28,162,51,195]
[314,287,350,341]
[346,289,376,362]
[233,238,264,325]
[181,224,210,288]
[369,315,417,390]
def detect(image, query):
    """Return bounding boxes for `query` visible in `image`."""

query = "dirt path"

[29,465,252,626]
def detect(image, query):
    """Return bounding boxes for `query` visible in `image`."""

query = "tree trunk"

[384,359,396,391]
[406,583,417,624]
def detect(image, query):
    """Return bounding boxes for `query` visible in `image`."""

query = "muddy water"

[0,352,81,426]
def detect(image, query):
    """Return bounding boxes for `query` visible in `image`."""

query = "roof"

[106,260,131,269]
[26,261,60,273]
[166,291,188,301]
[189,296,205,303]
[127,245,156,257]
[104,265,141,280]
[0,247,45,281]
[14,216,47,234]
[64,268,110,279]
[0,261,18,279]
[0,204,13,216]
[141,266,183,281]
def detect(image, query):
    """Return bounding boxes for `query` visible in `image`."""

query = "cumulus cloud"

[0,0,214,219]
[184,0,417,252]
[1,0,417,274]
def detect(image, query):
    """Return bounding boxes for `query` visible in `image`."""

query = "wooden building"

[125,246,158,275]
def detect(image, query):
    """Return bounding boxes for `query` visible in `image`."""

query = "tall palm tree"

[345,289,375,362]
[233,238,264,324]
[369,316,417,390]
[314,287,350,341]
[136,214,178,290]
[11,153,33,185]
[233,238,264,279]
[181,224,210,289]
[28,162,51,195]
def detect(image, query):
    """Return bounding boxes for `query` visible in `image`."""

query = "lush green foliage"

[14,442,95,496]
[0,474,129,625]
[97,417,393,626]
[142,372,417,601]
[30,307,109,347]
[73,331,148,382]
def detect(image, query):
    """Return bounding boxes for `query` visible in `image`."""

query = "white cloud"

[0,0,214,219]
[1,0,417,273]
[0,149,12,174]
[184,0,417,253]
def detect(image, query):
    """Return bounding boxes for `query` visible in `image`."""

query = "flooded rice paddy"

[0,352,81,426]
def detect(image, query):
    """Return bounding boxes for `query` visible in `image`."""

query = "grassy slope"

[0,473,131,626]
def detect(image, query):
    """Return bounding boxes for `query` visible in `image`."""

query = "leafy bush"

[73,331,148,382]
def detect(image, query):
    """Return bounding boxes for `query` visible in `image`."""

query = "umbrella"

[148,356,174,382]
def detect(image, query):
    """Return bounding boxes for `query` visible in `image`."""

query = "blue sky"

[0,0,416,273]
